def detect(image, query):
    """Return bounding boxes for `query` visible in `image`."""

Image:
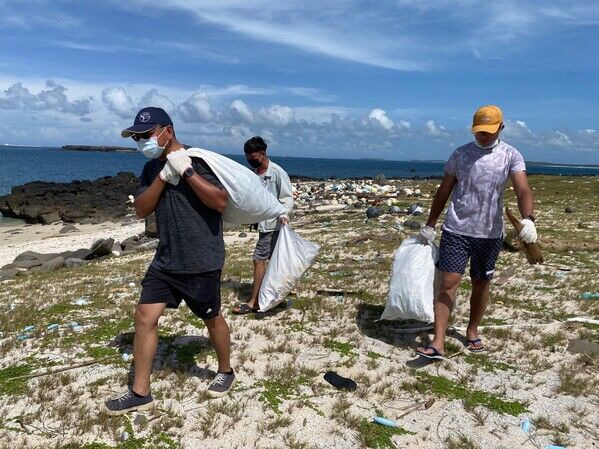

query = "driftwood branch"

[505,207,544,264]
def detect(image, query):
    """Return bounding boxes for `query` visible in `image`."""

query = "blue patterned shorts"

[436,230,503,280]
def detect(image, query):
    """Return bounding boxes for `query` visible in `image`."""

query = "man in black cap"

[105,107,235,414]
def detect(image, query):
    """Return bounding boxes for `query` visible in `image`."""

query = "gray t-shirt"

[137,157,225,274]
[442,140,526,239]
[255,160,294,233]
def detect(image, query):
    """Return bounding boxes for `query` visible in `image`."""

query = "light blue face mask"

[137,128,168,159]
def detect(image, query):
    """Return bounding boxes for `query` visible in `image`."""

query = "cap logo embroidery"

[139,112,151,122]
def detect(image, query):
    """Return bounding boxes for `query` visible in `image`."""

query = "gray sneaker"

[207,370,236,397]
[105,390,154,415]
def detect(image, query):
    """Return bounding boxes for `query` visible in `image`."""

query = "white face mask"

[474,138,499,150]
[137,128,168,159]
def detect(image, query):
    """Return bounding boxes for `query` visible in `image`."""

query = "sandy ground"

[0,220,145,267]
[0,220,250,268]
[0,176,597,449]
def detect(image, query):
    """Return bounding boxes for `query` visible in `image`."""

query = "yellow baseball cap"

[472,105,503,134]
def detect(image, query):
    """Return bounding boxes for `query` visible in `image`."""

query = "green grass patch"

[58,419,180,449]
[408,372,528,416]
[356,420,415,449]
[0,364,32,396]
[324,339,356,357]
[480,317,508,326]
[463,354,516,373]
[258,375,311,414]
[367,351,389,360]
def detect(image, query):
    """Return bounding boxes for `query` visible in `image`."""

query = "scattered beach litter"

[373,416,398,427]
[581,292,599,299]
[324,371,357,391]
[73,297,90,305]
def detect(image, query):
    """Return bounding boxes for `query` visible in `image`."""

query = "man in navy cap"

[105,107,236,414]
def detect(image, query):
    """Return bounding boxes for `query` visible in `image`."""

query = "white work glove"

[519,218,537,244]
[419,225,436,244]
[166,149,193,176]
[159,161,180,185]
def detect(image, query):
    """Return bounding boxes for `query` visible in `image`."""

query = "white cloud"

[1,76,597,161]
[0,80,90,116]
[101,87,136,118]
[503,119,534,139]
[140,89,175,113]
[368,108,394,130]
[117,1,599,72]
[230,99,254,123]
[283,87,336,103]
[425,119,446,136]
[547,131,572,147]
[260,105,295,126]
[177,92,212,122]
[126,1,425,70]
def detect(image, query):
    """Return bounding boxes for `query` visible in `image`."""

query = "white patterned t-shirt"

[442,140,526,239]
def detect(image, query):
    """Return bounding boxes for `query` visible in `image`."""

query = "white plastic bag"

[185,147,287,224]
[381,236,439,323]
[258,226,320,312]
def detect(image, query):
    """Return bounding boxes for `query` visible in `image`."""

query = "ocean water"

[1,146,597,198]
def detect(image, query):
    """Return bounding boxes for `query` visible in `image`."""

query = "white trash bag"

[258,226,320,312]
[185,147,287,224]
[381,236,439,323]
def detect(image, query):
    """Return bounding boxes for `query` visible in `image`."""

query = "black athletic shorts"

[139,265,221,320]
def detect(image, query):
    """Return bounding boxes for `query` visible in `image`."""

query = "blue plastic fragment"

[545,445,567,449]
[23,325,35,332]
[17,334,30,341]
[47,324,59,331]
[373,416,397,427]
[69,322,83,332]
[521,419,531,433]
[581,292,599,300]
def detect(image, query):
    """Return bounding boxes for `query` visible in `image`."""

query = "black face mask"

[247,158,261,169]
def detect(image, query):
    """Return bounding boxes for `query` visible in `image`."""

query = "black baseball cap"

[121,107,173,138]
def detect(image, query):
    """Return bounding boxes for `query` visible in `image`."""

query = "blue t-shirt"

[442,141,526,239]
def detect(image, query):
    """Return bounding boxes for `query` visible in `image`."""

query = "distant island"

[62,145,136,153]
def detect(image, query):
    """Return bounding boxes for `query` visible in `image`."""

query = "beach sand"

[0,175,597,449]
[0,220,145,268]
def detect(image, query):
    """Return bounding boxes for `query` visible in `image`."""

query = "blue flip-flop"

[466,338,485,353]
[416,345,445,360]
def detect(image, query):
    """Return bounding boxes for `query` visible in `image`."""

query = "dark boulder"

[40,256,65,271]
[87,238,115,259]
[366,206,383,219]
[403,220,422,230]
[0,269,18,281]
[59,224,79,234]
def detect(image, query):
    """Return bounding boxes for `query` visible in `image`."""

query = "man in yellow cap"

[416,105,537,359]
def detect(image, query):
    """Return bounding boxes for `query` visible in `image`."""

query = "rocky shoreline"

[0,172,138,224]
[61,145,136,153]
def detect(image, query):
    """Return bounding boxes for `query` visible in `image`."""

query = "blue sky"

[0,0,598,163]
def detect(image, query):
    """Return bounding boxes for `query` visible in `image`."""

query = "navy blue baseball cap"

[121,107,173,137]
